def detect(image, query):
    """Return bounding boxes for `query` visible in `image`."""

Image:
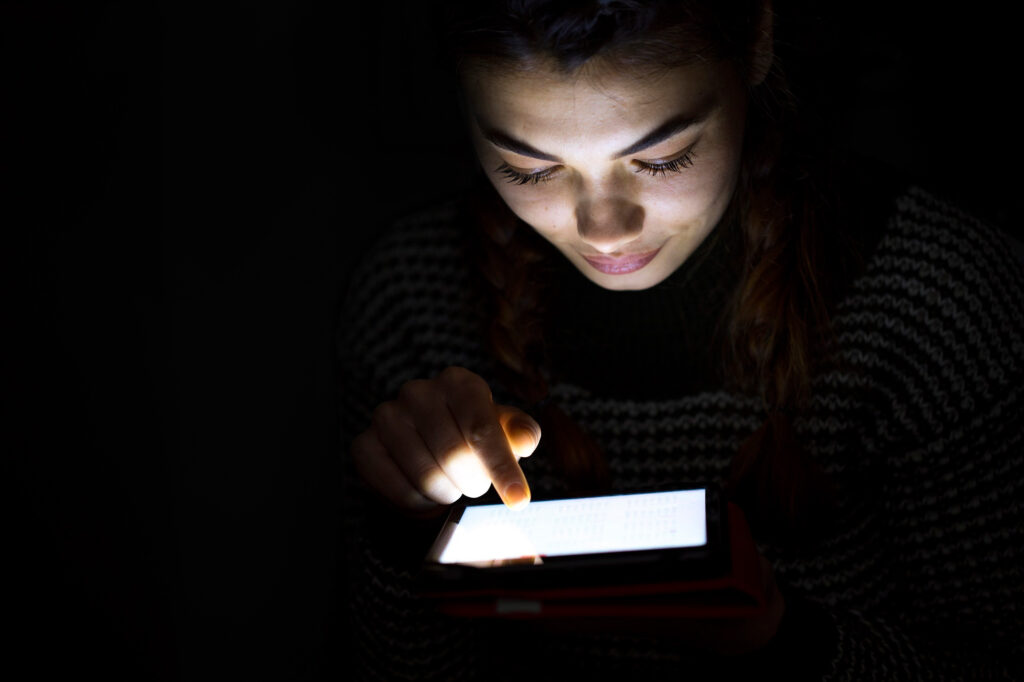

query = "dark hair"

[443,0,847,543]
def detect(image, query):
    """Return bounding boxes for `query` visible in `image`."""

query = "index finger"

[441,370,530,508]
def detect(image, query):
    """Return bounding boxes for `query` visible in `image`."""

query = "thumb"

[496,406,542,459]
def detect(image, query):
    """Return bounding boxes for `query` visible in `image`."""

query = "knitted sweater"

[337,179,1024,680]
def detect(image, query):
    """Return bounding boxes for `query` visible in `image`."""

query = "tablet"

[420,486,729,592]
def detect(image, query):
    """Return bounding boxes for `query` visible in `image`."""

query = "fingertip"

[502,481,531,510]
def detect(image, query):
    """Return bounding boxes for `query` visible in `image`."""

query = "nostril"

[576,198,645,249]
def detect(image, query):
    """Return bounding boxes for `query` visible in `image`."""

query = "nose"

[575,197,644,253]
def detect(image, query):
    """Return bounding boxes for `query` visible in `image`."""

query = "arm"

[814,187,1024,680]
[336,219,479,681]
[337,214,539,680]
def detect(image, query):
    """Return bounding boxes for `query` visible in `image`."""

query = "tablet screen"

[435,489,707,565]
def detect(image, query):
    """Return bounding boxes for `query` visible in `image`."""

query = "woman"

[338,1,1024,679]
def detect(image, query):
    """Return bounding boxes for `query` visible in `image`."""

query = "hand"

[351,366,541,514]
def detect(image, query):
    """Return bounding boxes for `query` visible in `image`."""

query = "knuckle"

[465,420,502,448]
[350,452,370,478]
[350,431,375,457]
[439,366,487,393]
[402,488,434,510]
[397,379,434,405]
[433,436,468,460]
[438,366,470,383]
[488,457,518,480]
[507,414,540,441]
[410,460,440,485]
[371,401,401,429]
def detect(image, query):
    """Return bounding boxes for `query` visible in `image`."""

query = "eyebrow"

[478,109,709,163]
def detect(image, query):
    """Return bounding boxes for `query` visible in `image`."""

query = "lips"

[581,247,661,275]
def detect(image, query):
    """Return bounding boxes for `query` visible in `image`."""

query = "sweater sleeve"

[337,215,490,682]
[817,187,1024,680]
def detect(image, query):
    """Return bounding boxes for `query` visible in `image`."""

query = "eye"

[634,149,696,177]
[494,162,558,185]
[494,146,697,185]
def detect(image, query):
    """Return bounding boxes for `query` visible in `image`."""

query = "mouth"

[580,247,662,275]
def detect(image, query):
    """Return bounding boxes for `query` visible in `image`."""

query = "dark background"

[3,2,1019,680]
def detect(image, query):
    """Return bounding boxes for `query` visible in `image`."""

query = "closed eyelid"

[494,161,558,185]
[497,140,696,173]
[495,144,696,185]
[639,142,698,165]
[500,158,558,173]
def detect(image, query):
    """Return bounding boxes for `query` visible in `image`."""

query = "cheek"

[492,181,574,236]
[651,145,741,220]
[643,168,730,224]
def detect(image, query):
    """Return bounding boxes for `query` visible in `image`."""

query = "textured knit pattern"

[338,186,1024,681]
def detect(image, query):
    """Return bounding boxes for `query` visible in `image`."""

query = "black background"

[4,2,1020,680]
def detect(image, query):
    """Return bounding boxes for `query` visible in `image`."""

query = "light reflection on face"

[462,59,750,291]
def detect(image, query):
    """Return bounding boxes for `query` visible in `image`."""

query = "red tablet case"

[423,502,765,619]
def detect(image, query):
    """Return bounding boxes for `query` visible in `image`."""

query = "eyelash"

[637,150,697,176]
[494,149,697,185]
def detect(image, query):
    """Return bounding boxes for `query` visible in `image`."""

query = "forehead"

[462,60,724,146]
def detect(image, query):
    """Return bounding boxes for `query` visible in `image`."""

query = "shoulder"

[857,184,1024,312]
[826,155,1023,284]
[852,182,1024,363]
[827,151,1024,319]
[832,180,1024,437]
[344,199,468,304]
[337,197,492,389]
[341,198,474,324]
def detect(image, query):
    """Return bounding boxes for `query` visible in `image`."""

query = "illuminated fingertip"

[503,482,530,510]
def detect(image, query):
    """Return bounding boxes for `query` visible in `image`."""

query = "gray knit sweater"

[338,184,1024,681]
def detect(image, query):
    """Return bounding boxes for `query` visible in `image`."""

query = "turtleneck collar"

[543,208,744,399]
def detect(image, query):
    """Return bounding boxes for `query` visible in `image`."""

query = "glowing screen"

[437,489,706,565]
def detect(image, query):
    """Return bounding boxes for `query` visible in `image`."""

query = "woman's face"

[462,58,750,291]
